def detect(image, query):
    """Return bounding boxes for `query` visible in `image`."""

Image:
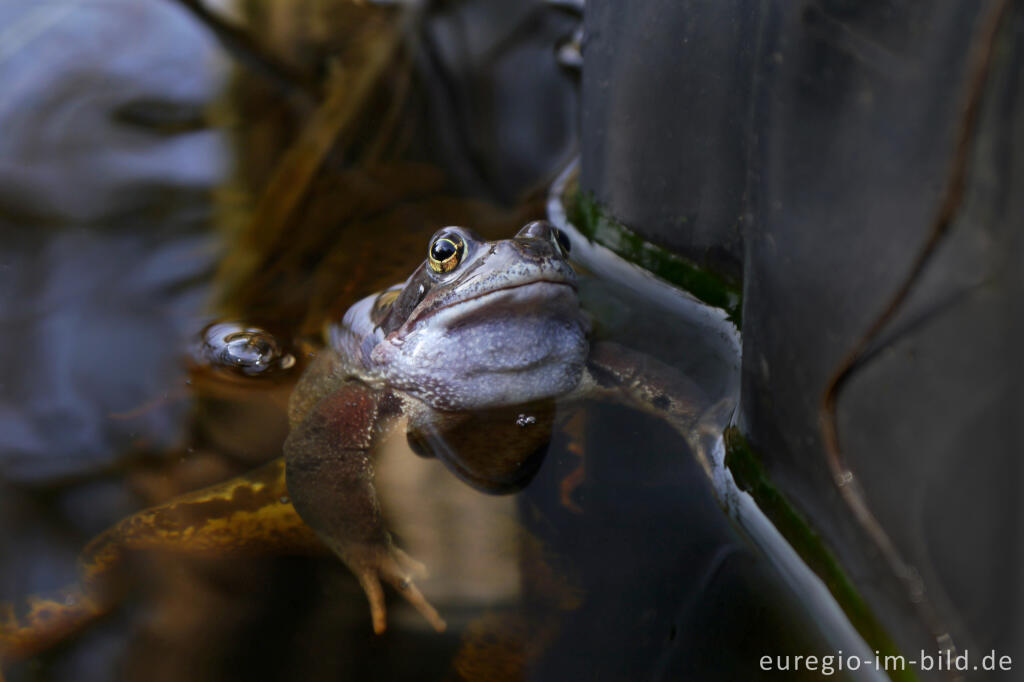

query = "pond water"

[1,1,862,680]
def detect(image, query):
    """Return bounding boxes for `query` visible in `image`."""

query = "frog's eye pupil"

[431,239,456,262]
[428,233,465,273]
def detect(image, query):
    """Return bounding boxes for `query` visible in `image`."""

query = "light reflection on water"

[0,0,227,482]
[0,1,227,679]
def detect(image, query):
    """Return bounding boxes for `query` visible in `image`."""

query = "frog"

[0,221,710,663]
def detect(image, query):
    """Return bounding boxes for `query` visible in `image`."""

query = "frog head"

[344,221,589,411]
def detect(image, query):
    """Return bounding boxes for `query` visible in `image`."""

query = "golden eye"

[428,232,465,273]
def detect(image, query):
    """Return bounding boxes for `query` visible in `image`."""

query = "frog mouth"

[404,279,579,332]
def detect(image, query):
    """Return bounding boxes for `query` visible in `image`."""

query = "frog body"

[282,221,709,634]
[283,221,591,633]
[0,222,708,662]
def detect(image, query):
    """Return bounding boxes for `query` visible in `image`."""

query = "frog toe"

[381,567,445,634]
[391,546,429,580]
[348,545,445,635]
[354,571,389,634]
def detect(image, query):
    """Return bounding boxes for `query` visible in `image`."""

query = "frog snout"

[512,237,554,260]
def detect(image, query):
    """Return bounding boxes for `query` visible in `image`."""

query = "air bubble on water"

[516,414,537,427]
[223,332,276,368]
[198,322,294,377]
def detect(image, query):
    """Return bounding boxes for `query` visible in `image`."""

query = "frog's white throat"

[370,282,588,411]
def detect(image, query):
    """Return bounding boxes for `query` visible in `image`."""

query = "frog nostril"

[514,221,571,258]
[512,237,549,260]
[516,220,554,240]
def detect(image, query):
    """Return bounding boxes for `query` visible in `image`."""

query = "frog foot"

[344,542,446,635]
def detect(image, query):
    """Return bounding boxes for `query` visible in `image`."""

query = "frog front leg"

[584,341,720,473]
[284,380,445,634]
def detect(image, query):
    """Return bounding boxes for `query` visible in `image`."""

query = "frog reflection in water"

[0,222,708,660]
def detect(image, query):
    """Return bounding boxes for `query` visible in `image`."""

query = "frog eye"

[428,230,466,274]
[552,228,571,256]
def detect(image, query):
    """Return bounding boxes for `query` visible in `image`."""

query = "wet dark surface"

[581,0,752,282]
[582,1,1024,677]
[522,401,840,682]
[740,3,1024,672]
